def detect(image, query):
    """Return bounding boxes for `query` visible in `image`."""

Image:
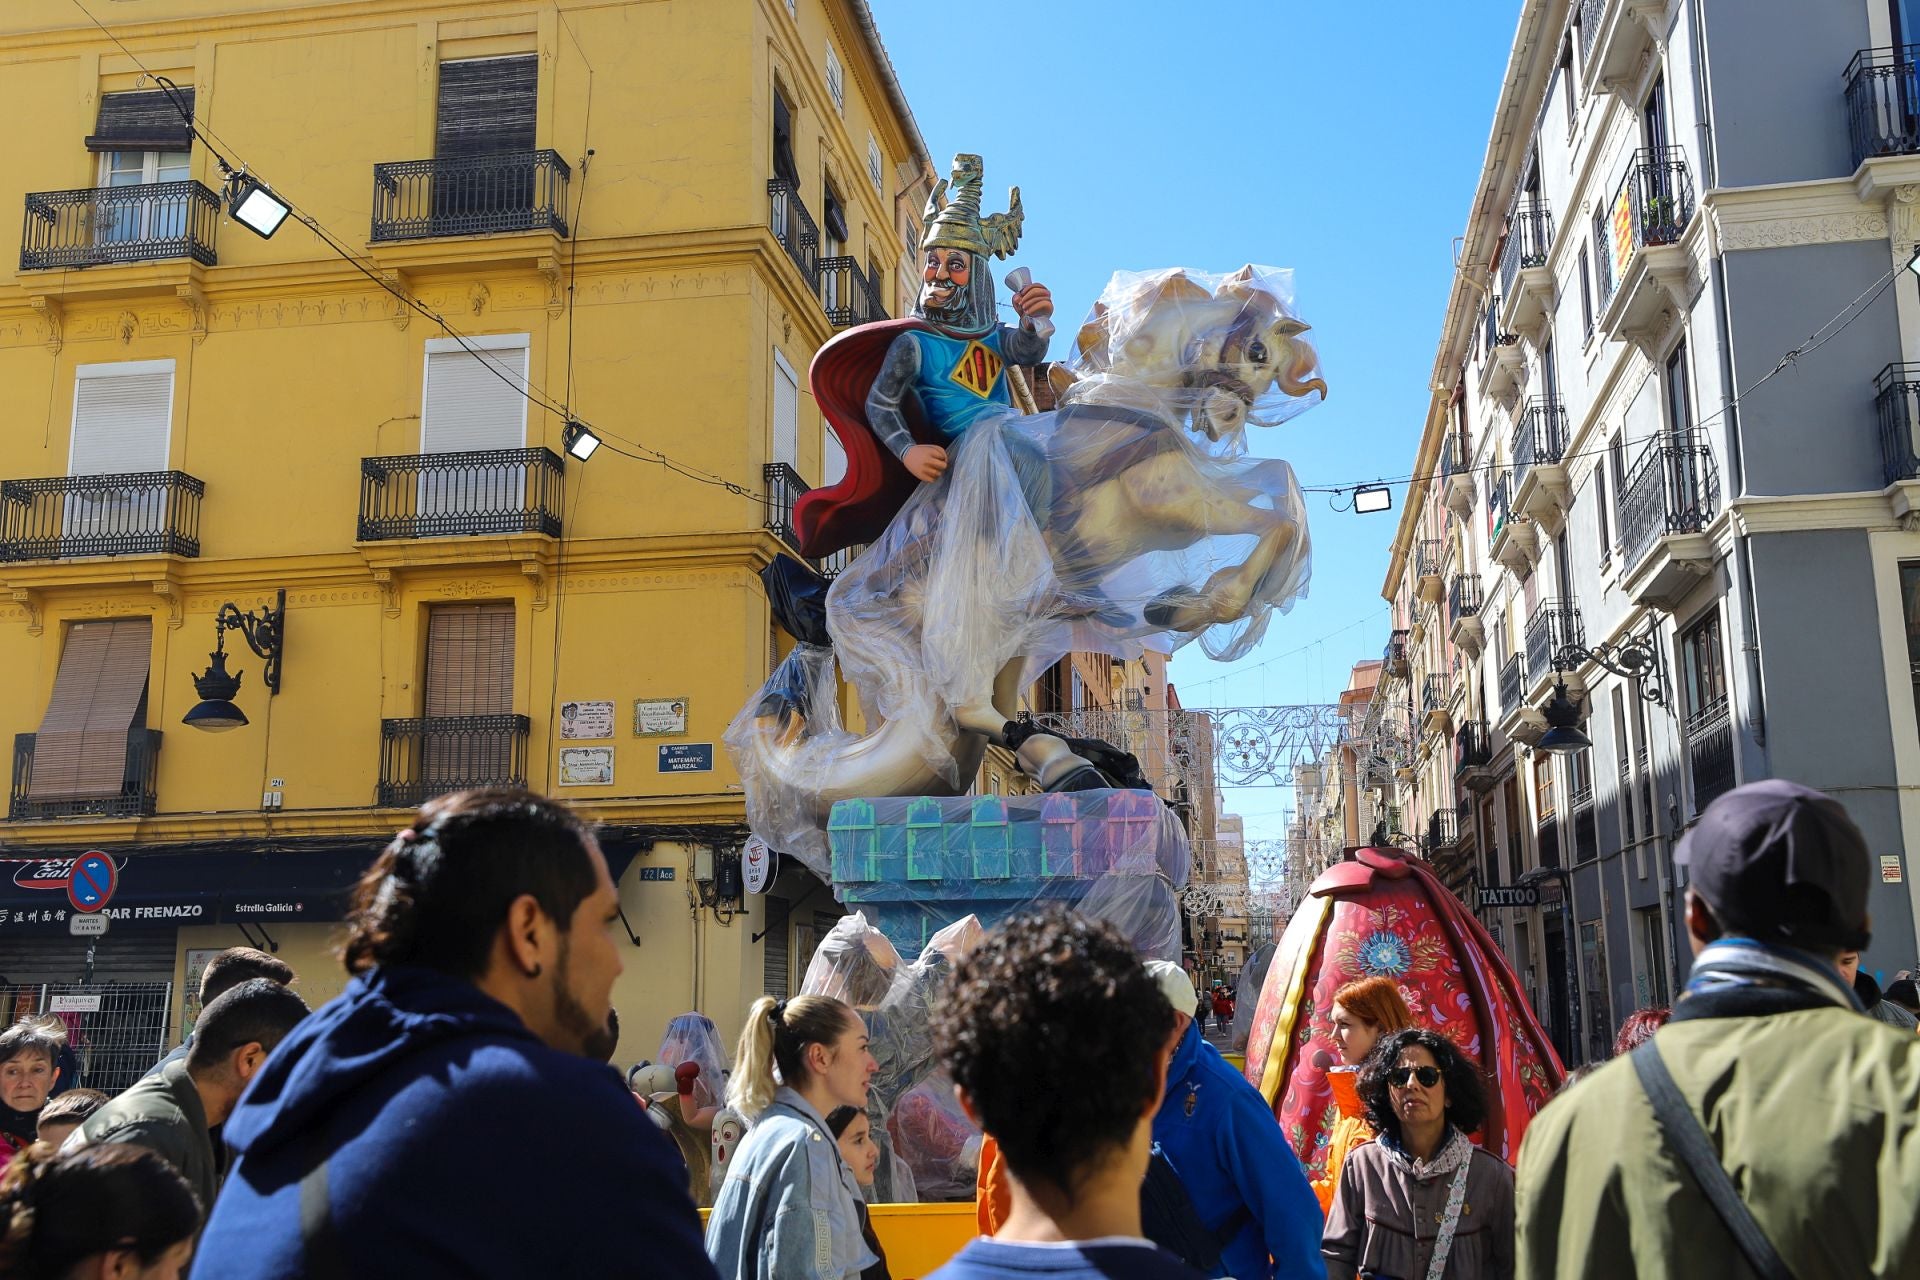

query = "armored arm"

[1000,324,1050,368]
[865,336,922,461]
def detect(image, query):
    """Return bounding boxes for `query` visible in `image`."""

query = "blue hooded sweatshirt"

[1151,1022,1322,1280]
[191,965,715,1280]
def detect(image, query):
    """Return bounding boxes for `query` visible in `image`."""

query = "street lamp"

[1534,678,1593,754]
[563,420,602,461]
[183,591,287,732]
[226,170,292,239]
[1533,629,1667,754]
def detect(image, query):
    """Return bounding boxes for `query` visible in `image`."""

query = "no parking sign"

[67,852,117,914]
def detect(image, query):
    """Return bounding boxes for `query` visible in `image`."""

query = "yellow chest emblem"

[948,340,1004,399]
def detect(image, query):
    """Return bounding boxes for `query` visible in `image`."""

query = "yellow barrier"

[1223,1051,1246,1073]
[700,1201,976,1278]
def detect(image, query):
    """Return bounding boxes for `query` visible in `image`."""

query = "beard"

[919,281,968,322]
[551,934,612,1060]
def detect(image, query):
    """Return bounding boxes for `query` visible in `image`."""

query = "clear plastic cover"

[1230,941,1277,1051]
[726,266,1320,862]
[656,1012,728,1111]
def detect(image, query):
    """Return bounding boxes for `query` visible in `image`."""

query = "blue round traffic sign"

[68,853,116,913]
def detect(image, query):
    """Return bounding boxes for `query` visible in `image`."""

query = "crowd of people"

[0,779,1910,1278]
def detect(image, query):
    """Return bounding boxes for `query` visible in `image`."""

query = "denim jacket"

[706,1087,879,1280]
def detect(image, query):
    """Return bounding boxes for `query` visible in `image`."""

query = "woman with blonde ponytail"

[0,1142,199,1279]
[707,994,880,1280]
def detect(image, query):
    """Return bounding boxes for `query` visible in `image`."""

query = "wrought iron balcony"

[1525,598,1585,685]
[764,462,809,555]
[1686,696,1735,812]
[358,448,564,541]
[819,256,888,329]
[1448,573,1483,623]
[370,150,571,243]
[1579,0,1606,70]
[0,471,203,562]
[1845,46,1920,168]
[11,729,161,821]
[21,180,219,271]
[1425,807,1459,853]
[768,178,820,287]
[1618,430,1720,572]
[377,714,530,809]
[1455,719,1493,774]
[1498,197,1554,300]
[1512,396,1569,494]
[1481,297,1515,356]
[1421,674,1446,718]
[1415,539,1442,580]
[1876,363,1920,487]
[1383,629,1410,678]
[1498,655,1523,717]
[1597,148,1695,310]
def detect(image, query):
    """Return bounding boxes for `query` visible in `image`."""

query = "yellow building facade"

[0,0,930,1082]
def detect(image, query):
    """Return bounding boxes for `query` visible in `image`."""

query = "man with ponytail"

[706,993,879,1280]
[192,788,716,1280]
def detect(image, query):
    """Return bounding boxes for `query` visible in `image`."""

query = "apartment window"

[436,57,537,157]
[1664,340,1693,435]
[422,602,517,787]
[1536,756,1557,821]
[1034,660,1067,716]
[867,135,884,194]
[1611,684,1635,845]
[421,337,529,453]
[784,0,796,15]
[69,361,174,542]
[1636,907,1671,1006]
[773,349,800,469]
[772,87,799,186]
[823,422,847,486]
[1682,611,1734,810]
[1609,435,1627,555]
[27,618,153,804]
[87,88,195,243]
[1595,459,1610,562]
[1577,245,1593,340]
[1578,920,1611,1063]
[1591,211,1613,304]
[1559,41,1576,136]
[1900,562,1920,747]
[825,45,845,114]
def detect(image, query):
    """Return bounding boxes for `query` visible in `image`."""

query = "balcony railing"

[377,714,530,809]
[1686,697,1736,811]
[1425,808,1459,852]
[21,180,220,271]
[1845,46,1920,168]
[1618,430,1720,570]
[0,471,203,562]
[1512,396,1569,493]
[764,462,808,555]
[819,255,888,329]
[768,178,820,287]
[1440,433,1470,483]
[1489,470,1514,540]
[1481,297,1514,356]
[1416,539,1442,580]
[11,729,161,821]
[1449,573,1483,623]
[1598,148,1695,309]
[1579,0,1605,65]
[370,151,570,243]
[1499,655,1523,717]
[1383,629,1410,677]
[1499,197,1554,299]
[1421,674,1446,718]
[1525,598,1585,683]
[358,448,564,541]
[1876,362,1920,487]
[1455,719,1492,774]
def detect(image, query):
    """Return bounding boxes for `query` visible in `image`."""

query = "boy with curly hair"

[929,906,1203,1280]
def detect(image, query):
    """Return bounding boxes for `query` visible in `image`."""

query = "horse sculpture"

[726,265,1325,870]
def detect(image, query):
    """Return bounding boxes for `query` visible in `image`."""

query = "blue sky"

[866,0,1519,856]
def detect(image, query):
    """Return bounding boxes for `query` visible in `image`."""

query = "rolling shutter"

[86,89,194,152]
[424,603,515,716]
[435,57,537,157]
[31,619,153,799]
[71,363,172,476]
[421,343,528,453]
[763,895,792,997]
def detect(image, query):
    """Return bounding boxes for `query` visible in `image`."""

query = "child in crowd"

[33,1088,108,1151]
[0,1017,65,1172]
[829,1105,892,1280]
[929,906,1203,1280]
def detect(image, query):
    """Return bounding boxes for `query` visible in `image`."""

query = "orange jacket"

[976,1133,1011,1235]
[1310,1066,1374,1214]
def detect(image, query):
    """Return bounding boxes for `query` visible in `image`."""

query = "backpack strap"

[1630,1040,1797,1280]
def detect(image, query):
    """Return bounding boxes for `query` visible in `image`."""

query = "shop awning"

[0,843,642,934]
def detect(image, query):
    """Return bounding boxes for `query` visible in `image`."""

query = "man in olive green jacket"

[1516,780,1920,1279]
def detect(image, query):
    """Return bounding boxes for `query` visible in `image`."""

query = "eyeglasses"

[1387,1065,1442,1089]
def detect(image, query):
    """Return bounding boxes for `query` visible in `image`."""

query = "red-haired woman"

[1311,976,1415,1212]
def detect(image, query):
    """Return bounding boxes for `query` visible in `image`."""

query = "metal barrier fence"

[0,982,173,1096]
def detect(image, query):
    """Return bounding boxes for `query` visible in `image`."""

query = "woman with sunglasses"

[1322,1028,1514,1280]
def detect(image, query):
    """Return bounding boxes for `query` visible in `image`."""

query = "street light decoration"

[226,170,291,239]
[183,590,287,732]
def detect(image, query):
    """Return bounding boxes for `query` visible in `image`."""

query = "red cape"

[795,318,939,559]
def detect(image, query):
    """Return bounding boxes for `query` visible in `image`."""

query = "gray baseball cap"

[1676,779,1872,951]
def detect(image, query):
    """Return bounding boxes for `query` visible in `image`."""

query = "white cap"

[1144,959,1197,1016]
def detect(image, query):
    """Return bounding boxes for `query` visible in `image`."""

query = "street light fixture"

[563,420,602,461]
[183,591,288,732]
[225,170,292,240]
[1534,678,1594,754]
[1353,484,1393,514]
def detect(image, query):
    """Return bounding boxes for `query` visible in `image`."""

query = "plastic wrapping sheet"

[886,1069,982,1202]
[800,911,909,1014]
[657,1012,727,1111]
[727,266,1320,855]
[1230,941,1277,1051]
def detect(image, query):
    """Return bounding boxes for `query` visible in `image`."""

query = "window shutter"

[71,365,172,475]
[31,618,152,799]
[773,352,799,469]
[825,46,844,114]
[421,344,528,453]
[424,603,516,716]
[86,89,194,152]
[435,57,538,158]
[763,895,792,997]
